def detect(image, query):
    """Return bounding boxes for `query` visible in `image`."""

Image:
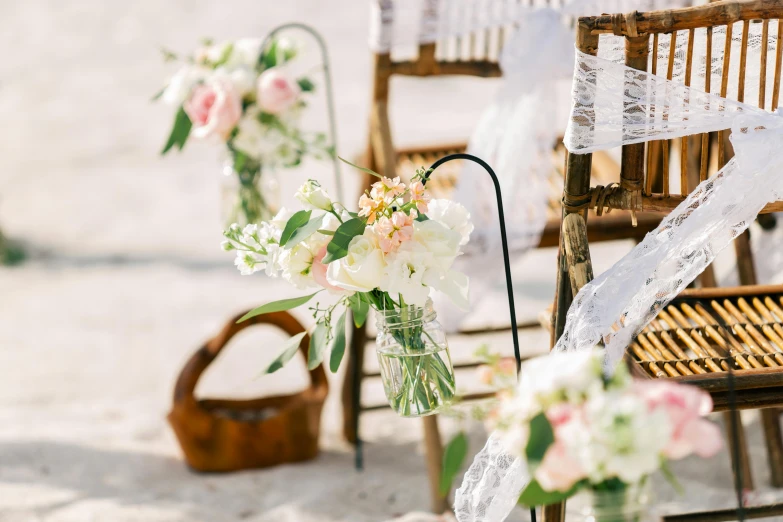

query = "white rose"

[427,199,474,246]
[227,38,263,68]
[413,219,461,271]
[214,65,257,95]
[162,65,207,106]
[295,180,333,211]
[326,230,385,293]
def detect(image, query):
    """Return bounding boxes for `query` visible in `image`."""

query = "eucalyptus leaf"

[161,107,192,155]
[261,331,307,375]
[308,323,328,370]
[517,479,581,508]
[525,412,555,471]
[338,156,382,179]
[237,292,320,323]
[350,294,370,328]
[322,218,366,264]
[279,210,312,246]
[440,431,468,495]
[329,311,347,373]
[285,215,325,250]
[297,78,315,92]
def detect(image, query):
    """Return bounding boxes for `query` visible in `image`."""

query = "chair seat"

[630,284,783,411]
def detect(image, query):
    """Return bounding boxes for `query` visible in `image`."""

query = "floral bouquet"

[221,162,474,416]
[486,350,722,517]
[156,36,333,225]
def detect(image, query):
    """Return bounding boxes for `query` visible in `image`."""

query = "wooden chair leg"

[761,409,783,487]
[423,414,448,513]
[542,502,566,522]
[723,410,755,491]
[342,322,366,444]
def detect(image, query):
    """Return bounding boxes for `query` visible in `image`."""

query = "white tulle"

[455,20,783,522]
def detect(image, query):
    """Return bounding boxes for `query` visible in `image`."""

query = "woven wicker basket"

[168,311,327,472]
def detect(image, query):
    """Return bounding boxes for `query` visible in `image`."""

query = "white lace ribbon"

[455,21,783,522]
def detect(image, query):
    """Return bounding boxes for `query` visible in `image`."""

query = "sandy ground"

[3,1,783,521]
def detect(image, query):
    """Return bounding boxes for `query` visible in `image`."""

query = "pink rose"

[312,246,349,295]
[184,80,242,140]
[257,69,301,114]
[635,380,723,459]
[535,403,586,492]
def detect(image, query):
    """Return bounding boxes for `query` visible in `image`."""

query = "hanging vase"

[580,483,651,522]
[221,159,280,226]
[374,298,456,417]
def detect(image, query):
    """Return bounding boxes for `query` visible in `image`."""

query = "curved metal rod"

[425,153,521,371]
[260,23,344,201]
[426,153,535,522]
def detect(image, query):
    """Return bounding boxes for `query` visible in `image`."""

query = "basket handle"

[172,310,327,405]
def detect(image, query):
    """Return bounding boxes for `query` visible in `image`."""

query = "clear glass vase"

[375,299,456,417]
[580,483,651,522]
[221,160,280,226]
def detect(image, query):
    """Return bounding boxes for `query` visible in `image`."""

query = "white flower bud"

[295,180,333,211]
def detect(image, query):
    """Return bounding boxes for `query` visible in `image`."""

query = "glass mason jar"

[221,160,280,226]
[375,299,456,417]
[579,483,651,522]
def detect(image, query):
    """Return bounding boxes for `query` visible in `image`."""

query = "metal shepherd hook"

[425,153,533,521]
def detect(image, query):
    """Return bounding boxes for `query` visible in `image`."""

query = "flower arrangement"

[156,37,333,225]
[485,350,722,509]
[221,161,474,415]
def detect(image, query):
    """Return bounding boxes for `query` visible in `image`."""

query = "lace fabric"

[455,19,783,522]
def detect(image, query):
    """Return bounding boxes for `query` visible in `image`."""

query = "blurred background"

[4,1,783,521]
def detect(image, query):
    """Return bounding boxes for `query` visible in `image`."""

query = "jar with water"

[375,299,456,417]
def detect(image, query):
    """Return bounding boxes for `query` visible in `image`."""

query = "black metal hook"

[260,22,344,201]
[425,153,522,371]
[426,153,534,521]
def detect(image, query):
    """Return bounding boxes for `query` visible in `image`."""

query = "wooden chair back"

[570,0,783,220]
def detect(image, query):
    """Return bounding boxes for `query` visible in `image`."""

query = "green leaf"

[213,42,234,67]
[322,218,366,264]
[297,78,315,92]
[308,323,328,370]
[161,107,192,155]
[415,213,429,222]
[286,215,325,250]
[525,412,555,471]
[317,229,335,236]
[518,479,581,508]
[279,210,312,246]
[261,331,307,374]
[329,311,347,372]
[260,40,278,69]
[338,156,382,179]
[151,87,166,102]
[349,294,370,328]
[237,292,320,323]
[258,112,278,126]
[440,431,468,495]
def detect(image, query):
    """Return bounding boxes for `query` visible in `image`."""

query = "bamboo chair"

[548,3,783,520]
[342,3,665,512]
